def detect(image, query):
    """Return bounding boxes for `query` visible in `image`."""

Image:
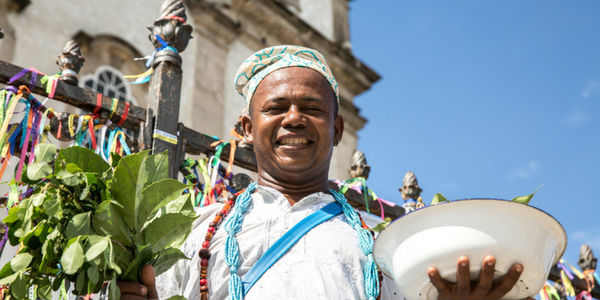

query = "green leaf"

[137,178,188,231]
[143,213,196,253]
[65,162,82,173]
[51,274,64,291]
[10,272,28,300]
[122,245,154,282]
[106,238,131,275]
[87,264,99,284]
[31,193,46,207]
[371,218,392,233]
[43,198,62,221]
[512,184,543,204]
[0,261,15,281]
[61,238,84,274]
[109,274,121,300]
[85,236,109,262]
[0,272,18,286]
[112,150,149,229]
[92,201,132,246]
[431,193,449,205]
[57,146,110,174]
[37,282,53,300]
[27,162,53,181]
[75,270,86,294]
[34,143,57,163]
[137,151,169,192]
[110,152,122,168]
[56,169,85,186]
[65,212,92,240]
[4,205,21,224]
[152,247,189,276]
[167,296,188,300]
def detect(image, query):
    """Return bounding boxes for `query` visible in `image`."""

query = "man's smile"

[275,135,314,147]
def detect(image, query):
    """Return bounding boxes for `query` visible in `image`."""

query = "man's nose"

[281,105,306,127]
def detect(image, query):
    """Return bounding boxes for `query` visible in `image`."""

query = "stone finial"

[399,171,423,201]
[56,40,85,85]
[578,244,597,271]
[147,0,193,67]
[230,173,252,192]
[349,150,371,179]
[158,0,187,20]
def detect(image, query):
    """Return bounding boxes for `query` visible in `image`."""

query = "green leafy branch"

[0,145,196,299]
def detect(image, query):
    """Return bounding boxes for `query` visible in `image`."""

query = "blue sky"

[349,0,600,270]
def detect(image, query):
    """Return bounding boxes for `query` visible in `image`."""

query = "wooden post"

[149,62,183,178]
[147,0,192,178]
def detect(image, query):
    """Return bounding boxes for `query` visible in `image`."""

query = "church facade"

[0,0,379,180]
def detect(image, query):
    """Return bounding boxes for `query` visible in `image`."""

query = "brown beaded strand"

[198,194,238,300]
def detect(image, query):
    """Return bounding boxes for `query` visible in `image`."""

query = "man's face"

[242,67,344,183]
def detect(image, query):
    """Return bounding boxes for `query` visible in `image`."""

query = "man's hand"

[427,255,526,300]
[118,264,159,300]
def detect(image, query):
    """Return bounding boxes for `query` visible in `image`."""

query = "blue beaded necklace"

[223,182,380,300]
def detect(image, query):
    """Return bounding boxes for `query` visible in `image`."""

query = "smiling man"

[119,45,524,300]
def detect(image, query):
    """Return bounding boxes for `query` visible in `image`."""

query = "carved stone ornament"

[56,40,85,85]
[578,244,597,271]
[148,0,193,67]
[399,171,423,201]
[230,173,253,192]
[349,150,371,179]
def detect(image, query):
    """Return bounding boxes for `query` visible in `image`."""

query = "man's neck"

[257,173,330,206]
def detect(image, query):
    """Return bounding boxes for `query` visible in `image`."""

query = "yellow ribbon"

[68,114,78,137]
[123,68,154,79]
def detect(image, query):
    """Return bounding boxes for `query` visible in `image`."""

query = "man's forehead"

[253,68,335,104]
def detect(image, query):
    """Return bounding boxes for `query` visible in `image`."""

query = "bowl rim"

[374,198,568,278]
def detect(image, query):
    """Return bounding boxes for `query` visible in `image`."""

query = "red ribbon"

[116,102,130,127]
[88,117,97,150]
[93,93,102,116]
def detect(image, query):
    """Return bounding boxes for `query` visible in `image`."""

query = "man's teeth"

[279,138,308,145]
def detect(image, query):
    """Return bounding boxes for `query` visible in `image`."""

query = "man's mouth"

[278,138,309,146]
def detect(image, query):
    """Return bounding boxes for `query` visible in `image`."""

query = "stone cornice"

[185,0,380,99]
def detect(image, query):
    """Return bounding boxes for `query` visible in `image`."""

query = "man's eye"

[265,107,283,113]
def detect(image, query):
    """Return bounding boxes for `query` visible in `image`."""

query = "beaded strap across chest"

[197,183,380,300]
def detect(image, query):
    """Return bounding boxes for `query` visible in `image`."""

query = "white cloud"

[564,107,591,126]
[507,161,539,181]
[581,81,600,99]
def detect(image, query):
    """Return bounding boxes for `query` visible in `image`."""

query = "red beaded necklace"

[198,193,238,300]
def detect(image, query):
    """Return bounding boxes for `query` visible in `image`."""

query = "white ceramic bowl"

[373,199,567,300]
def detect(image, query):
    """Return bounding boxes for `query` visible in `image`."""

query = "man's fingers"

[456,256,470,295]
[488,263,524,299]
[141,264,159,300]
[427,267,451,295]
[474,255,495,294]
[117,281,147,297]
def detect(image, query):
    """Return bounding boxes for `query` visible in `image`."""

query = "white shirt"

[156,185,401,300]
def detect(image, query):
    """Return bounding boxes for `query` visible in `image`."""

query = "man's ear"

[241,114,254,143]
[334,115,344,146]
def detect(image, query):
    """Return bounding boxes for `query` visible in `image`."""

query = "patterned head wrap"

[234,45,339,110]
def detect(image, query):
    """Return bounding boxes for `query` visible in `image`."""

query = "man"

[119,45,524,300]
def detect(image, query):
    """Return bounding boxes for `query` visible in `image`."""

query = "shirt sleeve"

[155,203,224,299]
